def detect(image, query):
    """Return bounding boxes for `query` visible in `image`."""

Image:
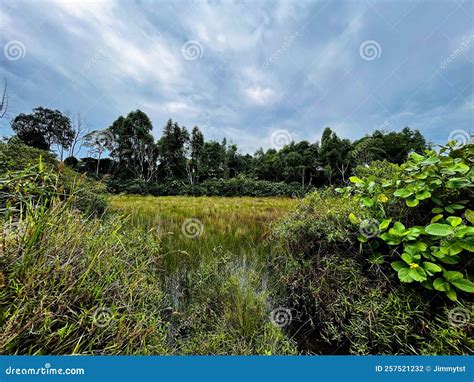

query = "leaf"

[448,204,465,210]
[446,288,457,301]
[432,207,443,214]
[357,234,368,243]
[444,271,463,282]
[379,219,392,231]
[409,267,427,282]
[391,261,407,271]
[398,268,414,283]
[433,277,449,292]
[451,278,474,293]
[377,194,389,203]
[394,188,413,198]
[446,216,463,227]
[446,178,470,189]
[459,238,474,252]
[420,157,440,165]
[401,253,413,264]
[349,213,359,225]
[406,198,419,207]
[422,262,442,275]
[415,190,431,200]
[424,223,454,237]
[361,197,375,208]
[349,176,364,184]
[430,214,443,223]
[464,209,474,224]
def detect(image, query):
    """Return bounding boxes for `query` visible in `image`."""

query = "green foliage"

[348,143,474,300]
[273,188,472,354]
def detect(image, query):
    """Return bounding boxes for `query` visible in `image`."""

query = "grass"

[1,194,298,355]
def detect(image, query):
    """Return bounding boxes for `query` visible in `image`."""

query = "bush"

[0,141,107,216]
[273,188,472,354]
[107,175,312,197]
[346,143,474,301]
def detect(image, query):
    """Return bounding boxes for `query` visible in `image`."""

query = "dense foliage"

[7,107,429,196]
[345,143,473,301]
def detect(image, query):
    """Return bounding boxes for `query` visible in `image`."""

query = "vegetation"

[6,106,428,196]
[0,127,471,355]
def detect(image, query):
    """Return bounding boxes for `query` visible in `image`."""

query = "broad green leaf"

[357,234,368,243]
[446,216,463,227]
[444,271,463,282]
[430,214,443,223]
[432,207,443,214]
[451,278,474,293]
[361,197,375,208]
[464,209,474,224]
[433,277,449,291]
[446,288,457,301]
[425,223,454,237]
[415,190,431,200]
[398,268,414,283]
[409,267,427,281]
[422,262,442,274]
[420,157,440,165]
[377,194,389,203]
[349,176,364,184]
[391,261,406,271]
[401,253,413,264]
[406,198,419,207]
[459,238,474,252]
[394,188,413,198]
[379,219,392,231]
[446,178,470,189]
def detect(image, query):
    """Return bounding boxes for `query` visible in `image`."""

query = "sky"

[0,0,473,154]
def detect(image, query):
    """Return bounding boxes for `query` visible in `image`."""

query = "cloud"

[0,0,472,153]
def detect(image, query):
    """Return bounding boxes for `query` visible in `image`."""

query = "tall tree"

[157,119,189,179]
[11,107,74,155]
[0,78,7,119]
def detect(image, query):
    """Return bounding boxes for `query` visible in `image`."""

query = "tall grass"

[1,184,297,354]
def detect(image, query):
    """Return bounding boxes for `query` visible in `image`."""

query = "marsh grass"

[1,193,297,354]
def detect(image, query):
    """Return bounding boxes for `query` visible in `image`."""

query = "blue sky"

[0,0,473,154]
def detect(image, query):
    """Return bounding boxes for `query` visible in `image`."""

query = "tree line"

[6,106,428,192]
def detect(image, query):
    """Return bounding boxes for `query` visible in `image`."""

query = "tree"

[157,119,189,179]
[319,127,353,184]
[188,126,204,184]
[83,129,114,176]
[109,110,155,179]
[68,112,91,158]
[11,107,74,155]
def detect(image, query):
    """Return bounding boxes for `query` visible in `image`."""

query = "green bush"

[346,143,474,301]
[273,187,472,354]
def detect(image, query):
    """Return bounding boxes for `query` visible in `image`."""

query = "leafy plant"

[346,142,474,301]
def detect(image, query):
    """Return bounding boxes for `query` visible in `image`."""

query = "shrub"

[346,143,474,301]
[273,187,472,354]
